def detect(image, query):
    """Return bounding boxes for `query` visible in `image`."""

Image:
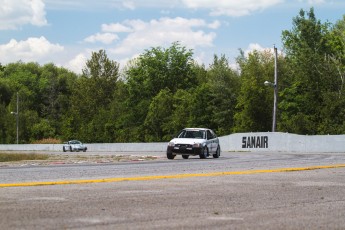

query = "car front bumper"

[167,145,202,155]
[72,147,87,151]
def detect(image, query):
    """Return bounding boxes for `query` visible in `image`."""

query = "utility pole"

[264,46,278,132]
[11,92,19,144]
[272,46,278,132]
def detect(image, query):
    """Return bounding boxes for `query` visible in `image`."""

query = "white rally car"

[166,128,220,159]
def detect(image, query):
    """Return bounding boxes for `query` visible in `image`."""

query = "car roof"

[183,128,209,131]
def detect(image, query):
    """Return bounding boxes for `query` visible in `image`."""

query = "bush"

[31,138,62,144]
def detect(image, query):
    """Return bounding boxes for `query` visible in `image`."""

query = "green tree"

[144,89,174,141]
[280,8,341,134]
[206,54,240,135]
[163,89,194,137]
[317,15,345,134]
[188,83,214,128]
[67,50,120,142]
[233,50,275,132]
[123,42,197,141]
[31,119,55,141]
[82,49,119,105]
[1,62,43,143]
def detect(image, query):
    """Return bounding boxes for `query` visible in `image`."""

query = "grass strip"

[0,153,49,162]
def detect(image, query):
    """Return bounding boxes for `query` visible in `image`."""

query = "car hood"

[71,144,85,148]
[170,138,205,144]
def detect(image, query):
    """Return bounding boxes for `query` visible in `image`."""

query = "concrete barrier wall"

[219,132,345,153]
[1,132,344,153]
[0,143,168,152]
[87,143,168,152]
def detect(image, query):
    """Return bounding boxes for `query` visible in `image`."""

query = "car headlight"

[168,142,175,147]
[193,143,202,148]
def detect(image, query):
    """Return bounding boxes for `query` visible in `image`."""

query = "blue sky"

[0,0,344,74]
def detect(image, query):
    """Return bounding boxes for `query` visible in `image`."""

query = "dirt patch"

[0,154,161,167]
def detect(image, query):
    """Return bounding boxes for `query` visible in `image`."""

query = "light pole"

[264,46,278,132]
[10,92,19,144]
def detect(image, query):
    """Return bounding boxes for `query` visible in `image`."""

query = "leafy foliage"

[233,50,274,132]
[0,9,344,143]
[280,8,345,134]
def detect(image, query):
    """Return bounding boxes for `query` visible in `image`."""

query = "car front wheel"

[213,146,220,158]
[167,152,175,160]
[199,147,208,159]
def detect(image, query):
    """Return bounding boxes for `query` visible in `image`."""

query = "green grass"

[0,153,49,162]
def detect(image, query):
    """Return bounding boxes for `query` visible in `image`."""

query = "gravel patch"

[0,154,161,167]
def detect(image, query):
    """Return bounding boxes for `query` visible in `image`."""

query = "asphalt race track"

[1,151,345,229]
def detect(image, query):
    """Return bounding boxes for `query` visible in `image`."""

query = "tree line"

[0,8,344,144]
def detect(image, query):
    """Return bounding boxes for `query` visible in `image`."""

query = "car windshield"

[71,140,81,144]
[177,130,205,139]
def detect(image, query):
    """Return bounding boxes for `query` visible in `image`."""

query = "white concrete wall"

[87,143,167,152]
[218,132,345,153]
[1,132,344,153]
[0,143,168,152]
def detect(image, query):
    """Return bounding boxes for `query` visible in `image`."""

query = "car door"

[206,130,215,153]
[210,130,219,153]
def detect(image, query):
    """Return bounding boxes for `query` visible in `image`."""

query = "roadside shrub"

[31,138,62,144]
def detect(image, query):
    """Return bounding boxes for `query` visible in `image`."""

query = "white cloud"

[111,17,217,56]
[0,0,47,30]
[101,23,133,33]
[71,17,219,74]
[0,36,64,63]
[84,33,119,44]
[44,0,337,17]
[245,43,267,55]
[302,0,326,4]
[66,53,88,74]
[122,1,136,10]
[45,0,286,14]
[244,43,283,57]
[45,0,182,10]
[181,0,283,16]
[208,20,221,29]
